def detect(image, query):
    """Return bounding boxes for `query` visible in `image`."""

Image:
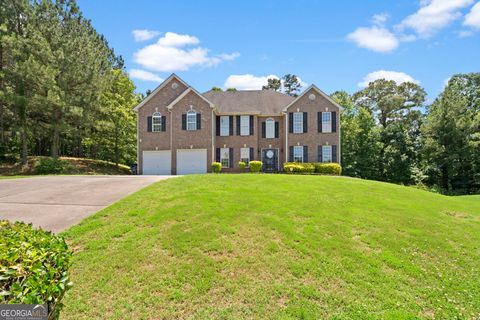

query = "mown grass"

[61,175,480,319]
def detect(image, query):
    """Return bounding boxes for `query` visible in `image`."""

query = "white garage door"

[142,150,171,175]
[177,149,207,175]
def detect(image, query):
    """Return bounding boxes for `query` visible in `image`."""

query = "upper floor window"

[220,116,230,136]
[187,110,197,131]
[293,112,303,133]
[240,116,250,136]
[266,118,275,139]
[293,146,304,162]
[322,112,332,133]
[152,112,162,132]
[322,145,332,162]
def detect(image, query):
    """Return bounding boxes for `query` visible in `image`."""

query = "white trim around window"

[293,112,303,133]
[266,117,275,139]
[220,116,229,136]
[293,145,304,162]
[152,112,162,132]
[220,147,230,168]
[186,110,197,131]
[322,112,332,133]
[322,145,332,162]
[240,115,250,136]
[240,147,250,166]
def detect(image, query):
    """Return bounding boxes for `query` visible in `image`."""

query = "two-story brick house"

[134,74,341,175]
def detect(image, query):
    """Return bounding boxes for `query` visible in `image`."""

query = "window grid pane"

[293,146,303,162]
[322,145,332,162]
[187,112,196,131]
[322,112,332,133]
[240,147,250,165]
[220,116,229,136]
[220,148,230,168]
[293,112,303,133]
[152,113,162,132]
[266,118,275,138]
[240,116,249,136]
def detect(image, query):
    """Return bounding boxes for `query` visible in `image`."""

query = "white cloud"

[133,32,240,72]
[398,0,474,37]
[132,29,160,42]
[347,26,399,53]
[358,70,420,87]
[372,13,390,25]
[223,74,279,90]
[464,1,480,28]
[458,30,474,37]
[129,69,164,82]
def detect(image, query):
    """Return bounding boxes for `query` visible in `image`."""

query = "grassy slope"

[61,175,480,319]
[0,156,130,176]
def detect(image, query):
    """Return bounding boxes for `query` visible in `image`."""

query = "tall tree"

[282,74,301,97]
[262,78,281,91]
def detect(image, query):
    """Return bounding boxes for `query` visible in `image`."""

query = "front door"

[262,149,278,172]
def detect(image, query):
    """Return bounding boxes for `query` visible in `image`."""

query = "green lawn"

[61,175,480,319]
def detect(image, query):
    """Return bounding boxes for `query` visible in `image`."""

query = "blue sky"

[78,0,480,102]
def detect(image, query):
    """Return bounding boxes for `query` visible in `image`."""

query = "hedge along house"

[134,74,342,175]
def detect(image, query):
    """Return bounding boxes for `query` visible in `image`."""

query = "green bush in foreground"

[35,157,74,174]
[249,161,262,173]
[238,161,246,170]
[211,162,222,173]
[0,221,73,320]
[283,162,342,175]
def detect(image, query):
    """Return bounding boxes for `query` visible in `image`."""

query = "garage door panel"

[143,150,171,175]
[177,149,207,175]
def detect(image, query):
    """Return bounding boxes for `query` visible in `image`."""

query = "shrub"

[211,162,222,173]
[35,157,74,174]
[249,161,262,173]
[0,221,73,319]
[238,161,246,170]
[283,162,315,174]
[314,162,342,175]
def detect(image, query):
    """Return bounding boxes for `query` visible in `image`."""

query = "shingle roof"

[202,90,295,115]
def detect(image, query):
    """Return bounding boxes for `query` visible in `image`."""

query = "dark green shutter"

[332,111,337,132]
[262,122,266,138]
[196,113,201,130]
[318,145,322,162]
[289,113,293,133]
[249,115,254,135]
[236,116,241,135]
[318,112,322,132]
[275,122,279,138]
[250,147,254,161]
[229,116,233,136]
[216,116,220,136]
[181,114,186,130]
[147,116,152,132]
[161,116,166,132]
[332,145,337,163]
[303,112,308,133]
[215,148,220,162]
[303,146,308,162]
[229,148,234,168]
[289,146,294,162]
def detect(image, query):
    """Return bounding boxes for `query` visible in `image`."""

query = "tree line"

[0,0,139,167]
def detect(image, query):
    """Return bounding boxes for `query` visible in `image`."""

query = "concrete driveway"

[0,175,173,233]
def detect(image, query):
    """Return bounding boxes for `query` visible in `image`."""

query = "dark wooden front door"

[262,149,278,172]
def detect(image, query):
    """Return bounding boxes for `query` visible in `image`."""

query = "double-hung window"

[240,147,250,166]
[293,112,303,133]
[322,145,332,162]
[240,116,250,136]
[220,116,229,136]
[220,148,230,168]
[152,112,162,132]
[186,111,197,131]
[266,118,275,138]
[322,112,332,133]
[293,146,304,162]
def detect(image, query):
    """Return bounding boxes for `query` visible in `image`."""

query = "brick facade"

[136,74,341,175]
